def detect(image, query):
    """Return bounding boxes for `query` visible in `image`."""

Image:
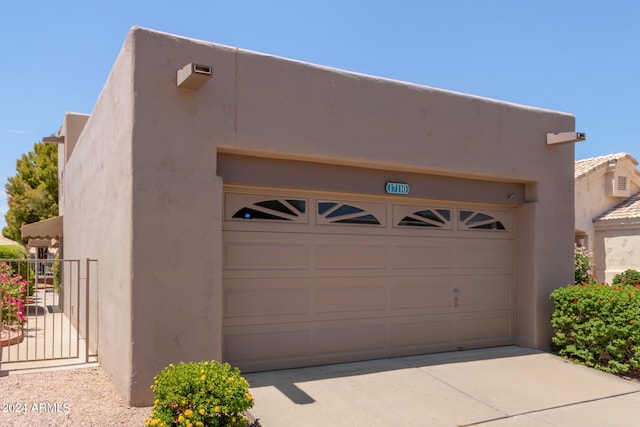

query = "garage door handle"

[453,288,460,307]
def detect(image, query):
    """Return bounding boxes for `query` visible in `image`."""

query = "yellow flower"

[184,409,193,418]
[196,422,203,427]
[246,392,253,401]
[154,399,159,406]
[169,363,174,367]
[214,406,220,413]
[232,417,236,422]
[149,419,160,426]
[186,422,192,427]
[229,377,235,382]
[178,415,185,423]
[199,408,205,415]
[204,361,209,365]
[200,375,206,381]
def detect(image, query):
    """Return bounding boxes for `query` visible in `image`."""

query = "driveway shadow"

[244,345,542,405]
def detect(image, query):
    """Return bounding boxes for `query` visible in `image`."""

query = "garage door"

[222,188,515,372]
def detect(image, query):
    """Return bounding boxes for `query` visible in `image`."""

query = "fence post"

[85,258,90,363]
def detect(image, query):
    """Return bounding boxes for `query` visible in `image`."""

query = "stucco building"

[48,27,577,405]
[575,153,640,283]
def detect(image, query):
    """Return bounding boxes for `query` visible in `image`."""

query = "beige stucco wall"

[63,26,576,405]
[61,35,135,402]
[58,113,89,217]
[595,222,640,283]
[575,158,640,282]
[575,172,606,239]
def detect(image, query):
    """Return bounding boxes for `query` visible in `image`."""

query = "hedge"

[550,282,640,376]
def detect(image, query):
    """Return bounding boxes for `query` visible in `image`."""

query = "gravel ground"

[0,366,152,426]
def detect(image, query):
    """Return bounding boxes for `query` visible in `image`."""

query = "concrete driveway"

[245,346,640,427]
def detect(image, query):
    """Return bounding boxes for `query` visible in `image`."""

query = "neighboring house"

[0,235,21,246]
[30,27,577,405]
[575,153,640,283]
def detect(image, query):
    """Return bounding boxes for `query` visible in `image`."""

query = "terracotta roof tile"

[596,191,640,221]
[575,153,633,179]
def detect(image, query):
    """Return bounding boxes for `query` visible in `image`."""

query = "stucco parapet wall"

[133,27,574,116]
[130,26,575,183]
[61,112,91,163]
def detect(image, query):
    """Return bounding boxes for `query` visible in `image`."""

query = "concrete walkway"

[1,288,94,372]
[245,346,640,427]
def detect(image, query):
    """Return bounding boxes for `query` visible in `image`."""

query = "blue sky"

[1,1,638,228]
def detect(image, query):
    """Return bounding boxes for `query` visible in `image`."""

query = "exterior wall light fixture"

[177,63,212,90]
[43,136,65,144]
[546,131,586,145]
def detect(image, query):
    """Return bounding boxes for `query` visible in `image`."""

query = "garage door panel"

[225,278,309,318]
[314,278,387,313]
[390,243,455,269]
[454,275,513,310]
[225,240,309,270]
[391,278,453,311]
[456,240,512,272]
[313,322,387,355]
[456,311,513,344]
[224,327,309,366]
[222,189,516,371]
[316,243,387,269]
[390,317,454,348]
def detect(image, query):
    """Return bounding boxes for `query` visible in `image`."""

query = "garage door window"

[398,208,451,228]
[459,210,506,230]
[317,201,383,225]
[231,198,307,222]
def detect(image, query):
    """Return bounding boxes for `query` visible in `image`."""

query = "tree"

[2,141,58,243]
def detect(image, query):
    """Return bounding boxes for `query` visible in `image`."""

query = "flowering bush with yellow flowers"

[146,360,255,427]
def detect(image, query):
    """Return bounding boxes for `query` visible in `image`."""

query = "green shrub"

[147,360,254,427]
[550,283,640,376]
[0,244,28,274]
[574,244,595,285]
[0,245,35,295]
[53,255,61,293]
[612,269,640,286]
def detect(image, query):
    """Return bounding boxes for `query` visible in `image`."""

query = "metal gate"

[0,258,97,369]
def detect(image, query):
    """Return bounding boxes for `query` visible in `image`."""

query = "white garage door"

[222,188,515,372]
